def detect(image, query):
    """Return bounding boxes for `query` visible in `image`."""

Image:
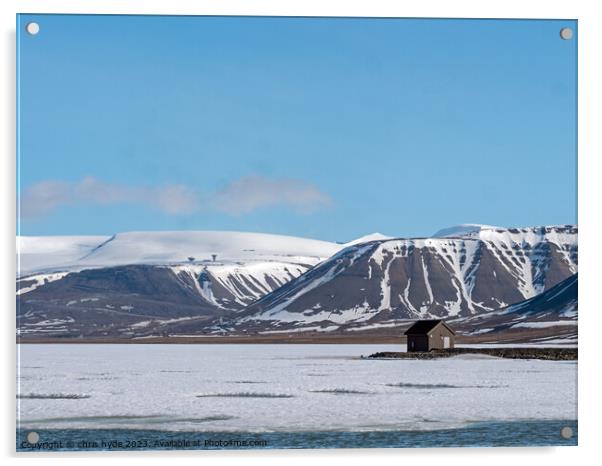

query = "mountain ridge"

[17,224,577,339]
[217,225,577,334]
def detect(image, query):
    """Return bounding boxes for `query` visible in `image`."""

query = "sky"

[17,15,577,242]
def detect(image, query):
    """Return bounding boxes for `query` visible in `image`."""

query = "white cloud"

[20,180,72,218]
[20,177,198,218]
[19,175,332,219]
[212,175,333,215]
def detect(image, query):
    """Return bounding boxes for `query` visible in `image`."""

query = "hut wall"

[428,325,455,350]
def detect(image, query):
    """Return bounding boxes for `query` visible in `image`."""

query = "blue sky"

[17,15,577,241]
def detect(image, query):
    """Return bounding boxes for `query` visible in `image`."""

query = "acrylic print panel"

[16,14,577,451]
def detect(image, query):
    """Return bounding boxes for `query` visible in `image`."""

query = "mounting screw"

[25,22,40,36]
[559,28,573,40]
[560,426,573,439]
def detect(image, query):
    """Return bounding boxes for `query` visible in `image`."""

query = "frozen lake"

[17,344,577,433]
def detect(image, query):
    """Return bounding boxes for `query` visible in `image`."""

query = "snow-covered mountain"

[16,225,578,339]
[220,225,577,334]
[17,231,344,337]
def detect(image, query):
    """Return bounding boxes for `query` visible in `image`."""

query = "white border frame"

[2,1,600,465]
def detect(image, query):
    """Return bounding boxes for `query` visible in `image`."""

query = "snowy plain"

[17,344,577,433]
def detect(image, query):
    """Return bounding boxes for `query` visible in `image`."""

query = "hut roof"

[404,319,455,336]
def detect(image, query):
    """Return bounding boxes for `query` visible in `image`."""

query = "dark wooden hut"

[404,319,455,352]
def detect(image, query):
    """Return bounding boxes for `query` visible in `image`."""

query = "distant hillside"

[453,273,577,337]
[16,225,578,340]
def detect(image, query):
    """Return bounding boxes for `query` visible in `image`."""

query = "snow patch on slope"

[17,272,71,295]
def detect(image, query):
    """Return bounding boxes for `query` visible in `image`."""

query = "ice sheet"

[17,344,577,432]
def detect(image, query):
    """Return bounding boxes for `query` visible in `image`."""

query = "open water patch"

[16,420,578,450]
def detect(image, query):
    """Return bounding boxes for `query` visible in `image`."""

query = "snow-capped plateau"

[17,230,342,276]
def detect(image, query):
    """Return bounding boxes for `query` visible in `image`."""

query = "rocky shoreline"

[368,347,577,361]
